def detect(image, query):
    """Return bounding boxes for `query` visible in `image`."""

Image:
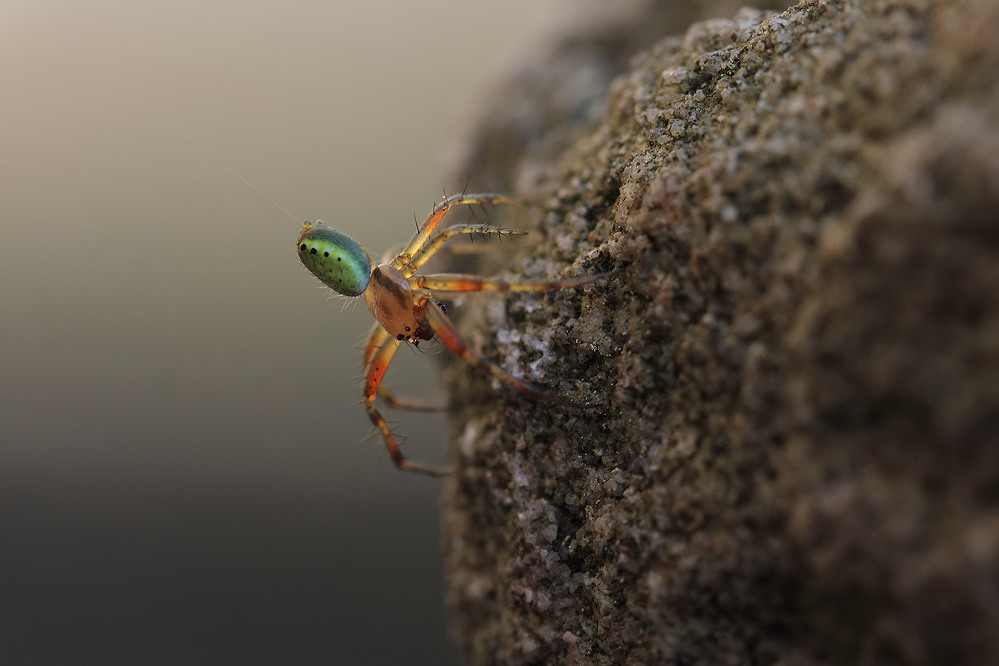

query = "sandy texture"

[442,0,999,663]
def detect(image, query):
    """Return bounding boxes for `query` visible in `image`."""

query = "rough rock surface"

[441,0,999,664]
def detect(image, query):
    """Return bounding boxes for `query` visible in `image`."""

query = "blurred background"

[0,1,568,662]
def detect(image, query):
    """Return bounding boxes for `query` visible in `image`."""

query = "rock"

[443,0,999,663]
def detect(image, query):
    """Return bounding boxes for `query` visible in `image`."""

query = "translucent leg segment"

[377,386,444,412]
[412,272,606,294]
[391,194,517,273]
[403,224,525,277]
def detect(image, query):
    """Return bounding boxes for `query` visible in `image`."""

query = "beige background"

[0,1,567,662]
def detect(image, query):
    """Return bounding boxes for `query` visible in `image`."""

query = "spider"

[297,193,610,475]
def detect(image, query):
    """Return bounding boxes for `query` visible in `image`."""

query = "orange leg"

[362,323,390,366]
[412,272,608,294]
[363,330,449,475]
[364,324,444,411]
[402,224,525,278]
[391,194,517,272]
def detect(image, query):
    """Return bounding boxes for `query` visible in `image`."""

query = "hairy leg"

[363,324,445,410]
[363,330,448,475]
[412,272,609,294]
[391,194,516,272]
[403,224,525,277]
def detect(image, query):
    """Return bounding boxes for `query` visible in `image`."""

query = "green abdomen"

[297,222,372,297]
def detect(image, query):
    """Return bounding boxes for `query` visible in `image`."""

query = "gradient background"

[0,1,566,662]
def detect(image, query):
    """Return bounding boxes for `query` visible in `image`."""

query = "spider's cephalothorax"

[297,193,612,475]
[365,263,435,343]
